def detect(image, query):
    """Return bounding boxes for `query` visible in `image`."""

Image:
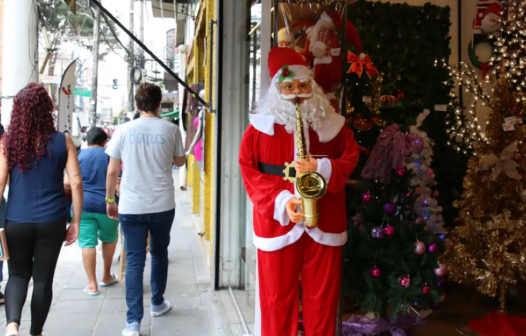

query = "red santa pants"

[257,233,343,336]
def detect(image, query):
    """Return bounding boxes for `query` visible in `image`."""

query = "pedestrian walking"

[0,122,7,304]
[65,127,120,296]
[0,83,83,336]
[105,83,186,336]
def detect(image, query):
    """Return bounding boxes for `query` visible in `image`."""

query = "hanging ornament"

[347,52,379,78]
[426,168,434,176]
[362,192,372,203]
[352,213,364,228]
[398,275,411,288]
[433,190,440,197]
[434,264,448,277]
[437,280,444,288]
[353,114,373,131]
[384,225,395,236]
[395,168,406,177]
[370,267,381,278]
[371,227,384,239]
[383,202,397,215]
[440,292,446,302]
[515,152,522,160]
[414,241,427,255]
[416,217,427,225]
[428,243,438,253]
[380,95,396,108]
[422,284,430,295]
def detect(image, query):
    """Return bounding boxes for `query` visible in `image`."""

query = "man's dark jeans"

[119,209,175,324]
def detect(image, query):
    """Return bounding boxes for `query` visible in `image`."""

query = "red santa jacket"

[239,111,360,251]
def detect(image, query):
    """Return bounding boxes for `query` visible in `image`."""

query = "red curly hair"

[5,83,56,172]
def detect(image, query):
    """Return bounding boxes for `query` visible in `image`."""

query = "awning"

[161,110,180,119]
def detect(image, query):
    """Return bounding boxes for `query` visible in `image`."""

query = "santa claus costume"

[239,48,360,336]
[301,11,363,112]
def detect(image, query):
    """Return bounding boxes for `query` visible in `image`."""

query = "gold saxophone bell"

[292,99,327,229]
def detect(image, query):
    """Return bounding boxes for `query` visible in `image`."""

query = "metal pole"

[1,0,38,126]
[89,0,208,107]
[209,20,217,112]
[90,5,101,127]
[139,0,145,68]
[127,0,135,114]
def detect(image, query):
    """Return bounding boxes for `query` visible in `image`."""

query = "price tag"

[434,104,448,112]
[362,96,372,103]
[503,123,515,132]
[505,116,523,125]
[331,48,341,56]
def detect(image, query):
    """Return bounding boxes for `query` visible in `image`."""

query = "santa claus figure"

[301,11,363,112]
[239,47,360,336]
[473,2,503,34]
[277,27,295,48]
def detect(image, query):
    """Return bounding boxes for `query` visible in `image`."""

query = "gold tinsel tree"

[443,0,526,313]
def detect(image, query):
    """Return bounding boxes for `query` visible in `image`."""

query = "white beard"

[254,81,334,133]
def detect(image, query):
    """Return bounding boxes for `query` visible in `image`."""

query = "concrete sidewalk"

[0,177,215,336]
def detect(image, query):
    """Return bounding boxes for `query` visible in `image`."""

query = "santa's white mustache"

[280,93,313,100]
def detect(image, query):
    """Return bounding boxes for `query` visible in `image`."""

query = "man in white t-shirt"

[105,83,186,336]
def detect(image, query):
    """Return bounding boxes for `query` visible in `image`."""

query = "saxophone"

[293,99,327,229]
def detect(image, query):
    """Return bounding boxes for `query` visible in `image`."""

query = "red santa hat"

[321,10,363,54]
[475,3,503,26]
[268,47,312,84]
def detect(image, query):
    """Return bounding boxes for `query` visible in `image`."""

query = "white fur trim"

[314,56,333,65]
[320,11,334,25]
[253,224,347,251]
[253,223,305,252]
[312,41,328,58]
[271,64,312,84]
[274,190,295,226]
[306,26,314,34]
[306,227,347,246]
[255,259,262,336]
[249,114,278,135]
[317,111,345,143]
[249,111,344,143]
[317,158,332,184]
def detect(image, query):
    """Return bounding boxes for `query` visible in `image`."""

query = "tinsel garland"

[443,78,526,313]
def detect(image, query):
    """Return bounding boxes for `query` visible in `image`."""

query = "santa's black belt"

[258,162,296,178]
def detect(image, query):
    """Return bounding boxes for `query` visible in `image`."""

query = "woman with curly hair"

[0,83,83,336]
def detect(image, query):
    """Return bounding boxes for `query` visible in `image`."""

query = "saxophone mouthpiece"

[294,98,301,105]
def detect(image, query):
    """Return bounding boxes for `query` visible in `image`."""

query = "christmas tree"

[443,0,526,314]
[344,118,446,317]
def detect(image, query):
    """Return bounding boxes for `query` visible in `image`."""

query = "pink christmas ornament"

[362,192,372,203]
[428,243,438,253]
[422,285,430,295]
[427,168,434,176]
[370,267,381,278]
[434,264,448,277]
[414,241,426,255]
[399,275,411,288]
[384,225,395,236]
[395,168,406,176]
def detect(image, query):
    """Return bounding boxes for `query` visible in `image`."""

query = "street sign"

[41,75,61,84]
[113,79,118,90]
[74,88,92,98]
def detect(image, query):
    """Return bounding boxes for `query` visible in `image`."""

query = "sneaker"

[0,291,5,304]
[122,322,140,336]
[150,300,171,317]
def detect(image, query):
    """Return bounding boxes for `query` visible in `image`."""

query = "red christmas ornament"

[395,168,406,176]
[384,225,395,236]
[399,275,411,288]
[414,241,426,255]
[427,168,434,176]
[416,217,427,225]
[371,116,386,127]
[370,267,381,278]
[433,190,440,197]
[515,152,522,160]
[362,192,372,203]
[422,285,430,295]
[352,114,373,131]
[428,243,438,253]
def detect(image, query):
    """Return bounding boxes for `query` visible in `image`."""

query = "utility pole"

[138,0,145,69]
[1,0,38,126]
[127,0,135,114]
[90,5,101,127]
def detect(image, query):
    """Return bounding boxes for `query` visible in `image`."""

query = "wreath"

[468,34,494,78]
